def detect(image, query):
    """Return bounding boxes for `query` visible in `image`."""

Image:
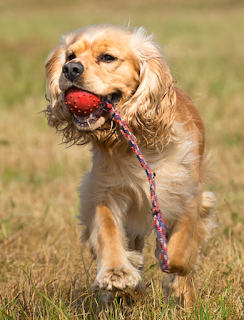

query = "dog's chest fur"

[79,122,200,239]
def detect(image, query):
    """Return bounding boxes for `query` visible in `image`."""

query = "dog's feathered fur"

[45,24,216,307]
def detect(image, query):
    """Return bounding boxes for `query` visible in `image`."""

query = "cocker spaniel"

[45,24,216,307]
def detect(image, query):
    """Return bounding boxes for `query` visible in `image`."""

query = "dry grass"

[0,0,244,318]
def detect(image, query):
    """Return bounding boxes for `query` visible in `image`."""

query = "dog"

[44,24,216,307]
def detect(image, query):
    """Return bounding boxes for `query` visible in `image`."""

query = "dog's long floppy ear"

[45,44,66,109]
[122,27,176,148]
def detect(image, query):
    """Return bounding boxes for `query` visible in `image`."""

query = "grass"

[0,0,244,318]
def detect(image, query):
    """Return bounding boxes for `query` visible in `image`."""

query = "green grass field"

[0,0,244,318]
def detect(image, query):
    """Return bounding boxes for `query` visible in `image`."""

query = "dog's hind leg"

[163,272,197,309]
[165,191,215,308]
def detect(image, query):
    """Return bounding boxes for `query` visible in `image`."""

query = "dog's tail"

[199,191,217,244]
[199,191,216,218]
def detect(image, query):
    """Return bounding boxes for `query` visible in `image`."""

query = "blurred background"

[0,0,244,318]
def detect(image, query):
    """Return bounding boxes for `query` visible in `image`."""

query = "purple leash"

[104,102,170,272]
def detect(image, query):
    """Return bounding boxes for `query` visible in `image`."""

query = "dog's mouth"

[64,87,121,131]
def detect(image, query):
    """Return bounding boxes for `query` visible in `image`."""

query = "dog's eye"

[67,53,76,61]
[100,54,117,63]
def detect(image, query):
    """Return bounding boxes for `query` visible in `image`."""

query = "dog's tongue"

[64,87,103,117]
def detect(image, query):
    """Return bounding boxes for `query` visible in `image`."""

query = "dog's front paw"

[98,283,145,306]
[95,265,141,291]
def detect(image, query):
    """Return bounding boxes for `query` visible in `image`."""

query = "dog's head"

[45,24,176,149]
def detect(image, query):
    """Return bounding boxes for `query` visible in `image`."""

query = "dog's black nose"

[62,62,84,82]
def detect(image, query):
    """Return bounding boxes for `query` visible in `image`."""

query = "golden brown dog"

[45,24,216,307]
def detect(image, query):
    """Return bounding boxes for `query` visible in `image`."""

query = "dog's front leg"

[89,203,142,302]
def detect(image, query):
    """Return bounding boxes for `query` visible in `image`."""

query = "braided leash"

[104,102,170,272]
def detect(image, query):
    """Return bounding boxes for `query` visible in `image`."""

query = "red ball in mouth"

[64,87,103,117]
